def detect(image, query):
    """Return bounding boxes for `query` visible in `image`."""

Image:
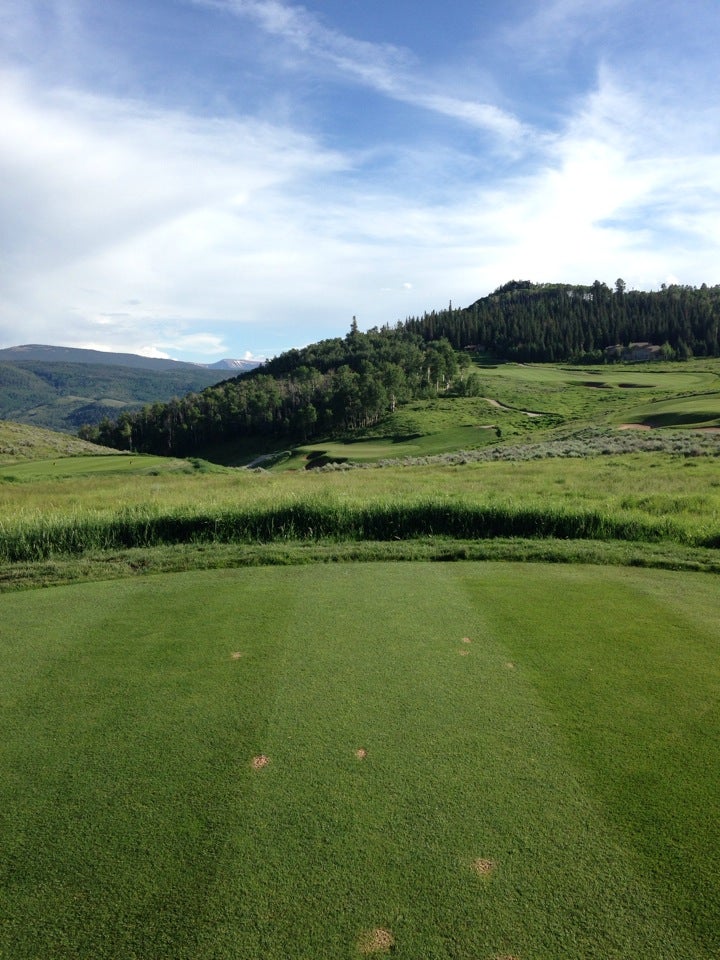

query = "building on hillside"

[604,342,662,362]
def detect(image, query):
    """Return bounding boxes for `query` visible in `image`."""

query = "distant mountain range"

[0,344,261,373]
[0,344,262,434]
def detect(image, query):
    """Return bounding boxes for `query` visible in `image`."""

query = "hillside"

[405,280,720,361]
[0,420,120,463]
[0,357,240,433]
[81,279,720,463]
[0,344,260,373]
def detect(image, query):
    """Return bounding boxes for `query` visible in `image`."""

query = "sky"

[1,0,719,362]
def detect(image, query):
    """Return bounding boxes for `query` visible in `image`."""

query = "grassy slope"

[206,360,720,467]
[1,563,719,959]
[1,358,718,585]
[0,420,120,464]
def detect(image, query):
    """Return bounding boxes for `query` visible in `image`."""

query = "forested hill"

[404,280,720,362]
[81,327,466,456]
[81,281,720,458]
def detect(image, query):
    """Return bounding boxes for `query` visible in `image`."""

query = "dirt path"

[483,397,544,418]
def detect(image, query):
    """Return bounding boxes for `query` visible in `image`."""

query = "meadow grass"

[2,562,719,959]
[3,538,720,594]
[0,447,718,564]
[0,496,711,564]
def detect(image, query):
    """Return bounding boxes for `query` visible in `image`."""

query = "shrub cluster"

[310,428,720,471]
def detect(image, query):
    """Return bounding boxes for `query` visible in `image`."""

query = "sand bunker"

[251,755,269,770]
[357,928,395,954]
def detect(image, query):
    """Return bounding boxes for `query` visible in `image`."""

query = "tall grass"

[0,497,708,562]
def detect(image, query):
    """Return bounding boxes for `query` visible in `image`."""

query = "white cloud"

[0,69,352,355]
[455,71,720,292]
[2,28,720,363]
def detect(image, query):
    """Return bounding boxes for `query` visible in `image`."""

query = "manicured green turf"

[620,392,720,428]
[278,424,500,467]
[2,563,719,959]
[462,361,720,430]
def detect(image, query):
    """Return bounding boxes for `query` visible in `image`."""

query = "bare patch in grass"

[355,748,368,759]
[357,928,395,954]
[504,661,515,670]
[230,651,244,660]
[461,636,472,643]
[251,755,269,770]
[472,858,496,876]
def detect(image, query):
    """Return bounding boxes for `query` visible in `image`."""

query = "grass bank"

[2,537,719,593]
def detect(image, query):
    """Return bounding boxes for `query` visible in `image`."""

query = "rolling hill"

[0,345,261,433]
[0,344,260,373]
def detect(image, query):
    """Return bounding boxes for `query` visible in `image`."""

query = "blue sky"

[1,0,719,362]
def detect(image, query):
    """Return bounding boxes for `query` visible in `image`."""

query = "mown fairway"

[2,562,719,959]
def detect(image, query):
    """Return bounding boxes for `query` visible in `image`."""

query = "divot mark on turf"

[356,928,395,954]
[251,755,269,770]
[230,651,244,660]
[472,858,496,876]
[504,661,515,670]
[355,748,368,759]
[461,637,472,643]
[459,649,470,656]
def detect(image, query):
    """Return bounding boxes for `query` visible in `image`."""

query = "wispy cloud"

[199,0,529,142]
[506,0,627,51]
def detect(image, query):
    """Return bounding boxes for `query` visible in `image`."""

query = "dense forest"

[405,280,720,362]
[81,327,468,455]
[81,281,720,456]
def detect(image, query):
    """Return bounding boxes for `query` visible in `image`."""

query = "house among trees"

[604,342,663,362]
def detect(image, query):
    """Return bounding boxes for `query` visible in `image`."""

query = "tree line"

[403,280,720,362]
